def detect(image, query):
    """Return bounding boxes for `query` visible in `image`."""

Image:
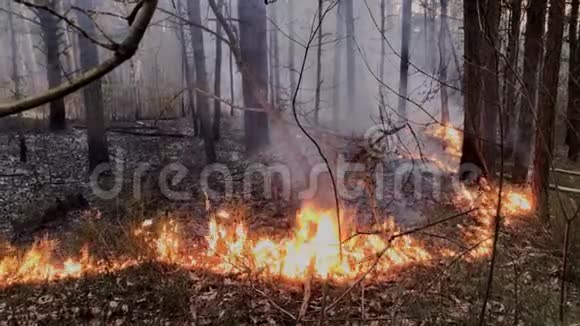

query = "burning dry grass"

[0,183,533,288]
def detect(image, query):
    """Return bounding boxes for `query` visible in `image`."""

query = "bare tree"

[332,1,344,125]
[76,0,110,171]
[502,0,523,157]
[175,0,198,134]
[187,0,216,162]
[212,0,224,140]
[37,0,67,131]
[344,0,355,117]
[481,0,501,176]
[271,3,280,110]
[532,0,566,219]
[314,0,324,125]
[379,0,387,121]
[397,0,412,121]
[439,0,449,125]
[228,0,235,116]
[512,0,547,183]
[288,0,296,95]
[238,0,270,152]
[7,0,27,162]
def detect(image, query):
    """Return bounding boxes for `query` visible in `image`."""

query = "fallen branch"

[73,125,189,138]
[107,129,190,138]
[549,184,580,194]
[0,173,26,178]
[554,168,580,177]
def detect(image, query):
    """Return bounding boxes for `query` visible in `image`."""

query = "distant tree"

[379,0,387,120]
[76,0,110,171]
[270,3,281,110]
[344,0,356,117]
[228,0,236,116]
[37,0,67,131]
[288,0,296,96]
[439,0,449,125]
[238,0,270,152]
[7,0,27,163]
[187,0,217,163]
[314,0,324,125]
[502,0,523,157]
[532,0,566,219]
[397,0,412,121]
[212,0,224,140]
[332,1,344,125]
[174,0,199,135]
[512,0,547,183]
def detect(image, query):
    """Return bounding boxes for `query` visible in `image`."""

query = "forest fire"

[0,121,535,288]
[0,207,431,287]
[0,187,533,288]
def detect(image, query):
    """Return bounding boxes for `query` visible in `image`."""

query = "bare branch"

[0,0,159,118]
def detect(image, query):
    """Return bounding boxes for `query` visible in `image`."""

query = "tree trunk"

[238,0,270,153]
[38,0,66,131]
[288,0,296,96]
[567,0,580,160]
[77,0,110,172]
[379,0,387,120]
[397,0,412,121]
[480,0,501,177]
[8,1,21,101]
[273,6,280,110]
[7,0,27,163]
[429,0,437,72]
[345,0,356,118]
[187,0,216,163]
[503,0,523,158]
[533,0,566,219]
[176,0,195,121]
[512,0,547,183]
[314,0,324,125]
[128,58,142,121]
[213,0,224,140]
[460,0,488,177]
[439,0,449,125]
[332,2,344,125]
[229,0,235,116]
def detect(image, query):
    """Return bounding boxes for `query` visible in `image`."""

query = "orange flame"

[204,205,431,280]
[426,125,462,157]
[0,182,533,287]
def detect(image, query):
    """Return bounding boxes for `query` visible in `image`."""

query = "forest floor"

[0,117,579,325]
